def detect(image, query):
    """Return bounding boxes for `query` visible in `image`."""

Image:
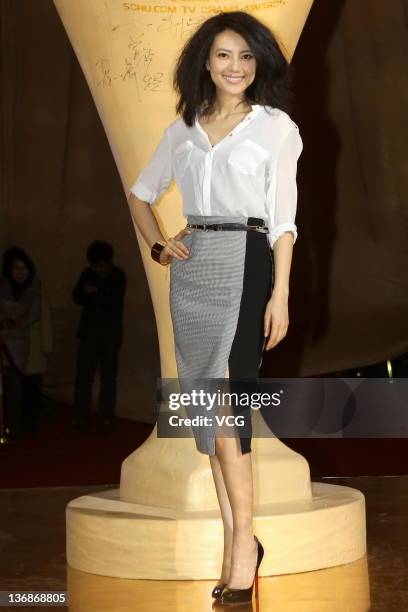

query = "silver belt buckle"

[248,224,268,233]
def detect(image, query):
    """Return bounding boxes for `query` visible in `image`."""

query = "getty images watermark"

[155,377,408,439]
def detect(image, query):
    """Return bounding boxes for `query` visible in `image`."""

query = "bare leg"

[215,435,258,590]
[209,363,234,584]
[209,454,233,584]
[209,364,258,589]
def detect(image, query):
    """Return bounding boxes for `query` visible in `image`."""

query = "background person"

[71,240,126,432]
[0,247,41,439]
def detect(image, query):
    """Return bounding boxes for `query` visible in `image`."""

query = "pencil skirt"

[169,214,274,456]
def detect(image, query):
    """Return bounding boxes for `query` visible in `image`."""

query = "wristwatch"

[151,241,168,265]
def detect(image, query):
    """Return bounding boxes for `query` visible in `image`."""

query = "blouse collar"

[194,103,264,142]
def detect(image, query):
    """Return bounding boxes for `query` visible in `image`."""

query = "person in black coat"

[71,241,126,431]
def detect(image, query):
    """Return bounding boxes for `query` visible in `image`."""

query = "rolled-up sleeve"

[266,124,303,250]
[130,127,173,205]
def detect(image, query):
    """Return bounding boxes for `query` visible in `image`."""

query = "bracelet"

[151,241,169,265]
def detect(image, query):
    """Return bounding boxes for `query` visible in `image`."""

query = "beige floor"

[1,476,407,611]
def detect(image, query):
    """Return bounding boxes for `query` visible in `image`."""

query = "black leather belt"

[186,217,268,233]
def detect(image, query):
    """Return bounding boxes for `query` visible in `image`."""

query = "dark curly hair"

[172,11,294,126]
[2,246,36,298]
[86,240,114,264]
[2,246,35,281]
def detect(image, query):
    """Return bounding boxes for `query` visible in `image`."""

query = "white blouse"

[130,104,303,250]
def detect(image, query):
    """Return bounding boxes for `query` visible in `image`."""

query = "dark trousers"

[72,334,121,423]
[22,374,43,431]
[3,369,44,435]
[3,365,23,437]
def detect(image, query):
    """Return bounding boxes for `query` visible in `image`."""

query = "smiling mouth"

[223,75,245,83]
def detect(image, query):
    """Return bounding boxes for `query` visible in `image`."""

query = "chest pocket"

[227,139,270,175]
[174,140,195,178]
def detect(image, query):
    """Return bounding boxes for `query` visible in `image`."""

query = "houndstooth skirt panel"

[169,214,273,456]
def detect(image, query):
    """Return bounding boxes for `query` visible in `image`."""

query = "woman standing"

[128,11,303,606]
[0,247,41,438]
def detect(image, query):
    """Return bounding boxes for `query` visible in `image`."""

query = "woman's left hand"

[264,288,289,350]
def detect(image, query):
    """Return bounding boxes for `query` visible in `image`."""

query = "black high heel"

[211,583,227,599]
[217,535,264,607]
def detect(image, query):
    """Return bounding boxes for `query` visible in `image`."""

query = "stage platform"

[0,476,407,611]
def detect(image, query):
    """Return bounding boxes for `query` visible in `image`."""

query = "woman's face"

[11,259,30,284]
[206,29,256,99]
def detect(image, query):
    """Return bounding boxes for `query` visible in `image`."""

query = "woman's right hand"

[159,227,192,265]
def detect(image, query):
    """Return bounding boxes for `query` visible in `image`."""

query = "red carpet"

[0,403,154,489]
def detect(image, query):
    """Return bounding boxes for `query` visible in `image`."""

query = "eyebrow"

[215,48,253,53]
